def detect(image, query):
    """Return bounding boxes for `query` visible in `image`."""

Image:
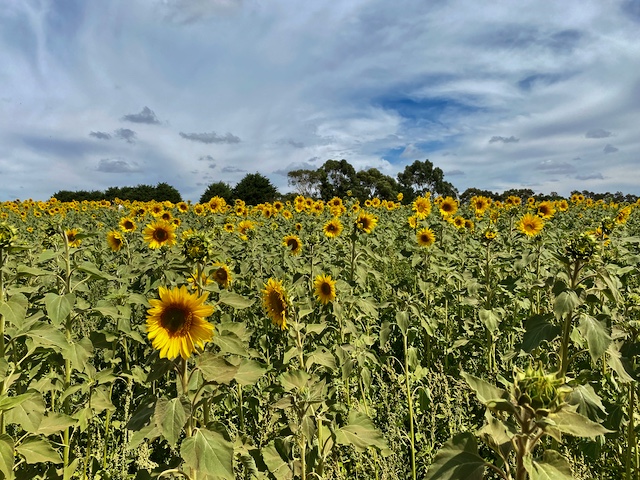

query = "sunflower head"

[355,211,378,234]
[518,213,544,237]
[323,218,343,238]
[143,220,177,249]
[119,217,137,232]
[262,278,288,330]
[416,227,436,247]
[182,232,212,261]
[106,230,124,252]
[146,286,215,360]
[283,234,303,255]
[65,228,82,247]
[212,263,233,289]
[439,197,458,217]
[412,196,432,219]
[314,274,336,304]
[0,222,18,248]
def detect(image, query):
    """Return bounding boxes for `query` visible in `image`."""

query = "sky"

[1,0,640,202]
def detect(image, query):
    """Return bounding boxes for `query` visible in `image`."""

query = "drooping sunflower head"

[355,211,378,234]
[262,278,288,330]
[314,274,337,305]
[106,230,124,252]
[536,201,556,219]
[119,217,137,233]
[65,228,82,247]
[416,227,436,247]
[146,286,215,360]
[212,263,233,289]
[283,234,303,255]
[518,213,544,237]
[143,220,177,249]
[323,218,343,238]
[182,232,212,261]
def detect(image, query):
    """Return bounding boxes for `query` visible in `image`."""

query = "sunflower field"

[0,193,638,480]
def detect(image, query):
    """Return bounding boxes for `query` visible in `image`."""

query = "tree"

[356,168,400,200]
[287,169,324,198]
[460,187,498,204]
[232,173,279,205]
[318,159,359,200]
[200,182,234,204]
[397,159,458,200]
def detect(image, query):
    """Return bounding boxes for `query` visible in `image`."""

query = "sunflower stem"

[0,247,6,435]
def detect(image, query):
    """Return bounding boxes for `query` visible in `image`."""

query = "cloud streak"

[179,131,241,144]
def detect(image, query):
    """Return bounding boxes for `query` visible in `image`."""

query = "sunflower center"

[215,268,228,282]
[154,228,168,242]
[320,282,332,296]
[160,306,192,335]
[287,239,298,249]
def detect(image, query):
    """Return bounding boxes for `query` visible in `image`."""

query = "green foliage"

[200,181,234,204]
[232,172,279,204]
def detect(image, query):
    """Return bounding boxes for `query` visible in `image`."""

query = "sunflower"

[452,216,466,229]
[416,227,436,247]
[262,278,288,330]
[177,202,189,213]
[65,228,81,247]
[238,220,254,235]
[518,213,544,237]
[119,217,137,232]
[283,234,303,255]
[146,286,215,360]
[536,201,556,219]
[439,197,458,217]
[323,218,343,238]
[193,204,206,216]
[212,263,233,289]
[106,230,124,252]
[143,220,177,249]
[412,196,432,219]
[314,274,336,304]
[407,215,418,229]
[224,223,235,233]
[355,211,378,234]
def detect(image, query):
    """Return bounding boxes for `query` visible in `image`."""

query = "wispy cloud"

[114,128,137,143]
[121,107,161,125]
[97,158,142,173]
[576,173,604,180]
[179,131,241,144]
[585,128,612,138]
[603,144,619,154]
[89,131,112,140]
[489,136,520,144]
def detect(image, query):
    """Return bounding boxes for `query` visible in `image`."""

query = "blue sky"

[1,0,640,202]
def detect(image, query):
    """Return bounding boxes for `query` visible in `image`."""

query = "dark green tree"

[356,168,399,200]
[460,187,498,204]
[287,169,324,198]
[200,181,234,204]
[232,173,279,205]
[397,159,458,200]
[318,159,359,200]
[53,190,104,202]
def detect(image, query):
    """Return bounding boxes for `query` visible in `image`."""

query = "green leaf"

[261,442,293,480]
[479,308,499,334]
[154,396,191,446]
[61,337,94,373]
[335,412,390,455]
[278,370,310,392]
[36,413,77,436]
[5,391,44,433]
[0,293,28,327]
[523,450,572,480]
[396,311,409,335]
[522,314,560,352]
[0,434,14,479]
[44,292,75,327]
[306,347,336,372]
[233,359,266,386]
[546,407,612,438]
[24,323,69,350]
[568,384,607,419]
[578,314,611,363]
[75,261,116,281]
[196,353,239,384]
[461,372,508,406]
[217,290,254,309]
[0,392,34,412]
[424,432,487,480]
[553,290,580,319]
[606,343,634,383]
[180,427,234,479]
[16,265,52,277]
[16,437,62,464]
[212,332,249,357]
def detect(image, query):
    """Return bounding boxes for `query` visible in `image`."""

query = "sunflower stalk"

[0,247,6,434]
[60,227,74,480]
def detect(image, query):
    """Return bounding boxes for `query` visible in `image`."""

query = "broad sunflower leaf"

[180,426,234,480]
[0,434,14,479]
[522,314,560,352]
[0,392,34,412]
[5,391,44,433]
[0,293,28,327]
[44,292,75,327]
[523,450,572,480]
[61,337,94,373]
[154,396,191,446]
[217,290,254,309]
[24,323,69,350]
[553,290,580,319]
[461,372,509,406]
[16,437,62,464]
[196,353,239,384]
[233,359,267,386]
[261,441,293,480]
[478,308,499,334]
[546,407,612,438]
[424,432,487,480]
[578,314,611,363]
[36,413,77,436]
[335,412,390,455]
[75,261,116,281]
[568,384,607,419]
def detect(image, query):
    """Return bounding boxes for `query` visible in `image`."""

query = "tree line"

[52,159,639,205]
